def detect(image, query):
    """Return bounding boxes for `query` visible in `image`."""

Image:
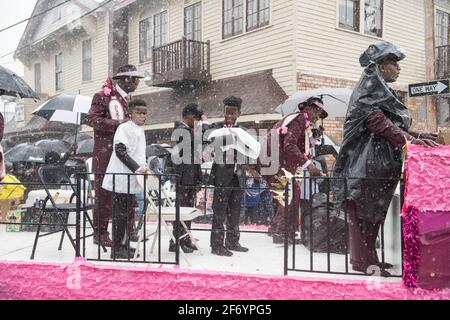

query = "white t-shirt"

[102,121,147,194]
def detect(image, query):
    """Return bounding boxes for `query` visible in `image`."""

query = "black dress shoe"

[93,233,113,247]
[376,262,394,269]
[226,243,249,252]
[182,239,198,251]
[211,246,233,257]
[169,241,194,253]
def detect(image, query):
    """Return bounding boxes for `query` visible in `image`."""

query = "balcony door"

[184,2,203,70]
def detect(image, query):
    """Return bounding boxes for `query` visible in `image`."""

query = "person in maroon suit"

[85,65,143,246]
[265,97,326,244]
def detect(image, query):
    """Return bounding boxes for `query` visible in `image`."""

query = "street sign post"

[408,79,450,97]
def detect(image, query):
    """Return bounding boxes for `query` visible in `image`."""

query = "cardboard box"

[0,198,20,215]
[6,209,25,232]
[437,128,450,145]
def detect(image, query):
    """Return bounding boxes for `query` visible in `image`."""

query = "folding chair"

[134,175,203,265]
[30,165,106,259]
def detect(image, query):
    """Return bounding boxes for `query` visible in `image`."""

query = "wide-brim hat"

[112,64,144,80]
[359,41,406,67]
[298,97,328,119]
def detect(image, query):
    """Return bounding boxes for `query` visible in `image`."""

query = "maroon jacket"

[366,111,416,147]
[85,90,129,174]
[266,111,312,181]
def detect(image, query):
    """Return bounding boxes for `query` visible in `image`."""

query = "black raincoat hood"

[332,42,411,223]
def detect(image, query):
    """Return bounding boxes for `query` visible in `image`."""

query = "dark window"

[154,11,168,47]
[34,63,41,94]
[223,0,243,39]
[339,0,360,32]
[185,2,202,41]
[246,0,270,31]
[436,10,450,78]
[82,39,92,81]
[55,53,63,91]
[139,17,152,63]
[436,10,450,47]
[364,0,383,37]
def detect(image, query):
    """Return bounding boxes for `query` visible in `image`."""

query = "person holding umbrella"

[264,97,327,245]
[85,64,143,247]
[332,42,439,276]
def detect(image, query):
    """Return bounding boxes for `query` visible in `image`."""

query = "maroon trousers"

[93,174,112,236]
[271,181,301,237]
[93,173,136,237]
[346,200,383,269]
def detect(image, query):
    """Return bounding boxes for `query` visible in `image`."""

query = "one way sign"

[409,79,450,97]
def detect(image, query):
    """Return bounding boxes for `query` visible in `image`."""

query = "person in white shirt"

[102,99,151,260]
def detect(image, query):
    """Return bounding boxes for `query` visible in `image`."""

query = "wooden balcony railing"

[151,38,210,87]
[436,45,450,79]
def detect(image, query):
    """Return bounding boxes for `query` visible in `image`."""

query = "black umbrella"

[65,133,93,144]
[32,94,93,144]
[146,144,171,158]
[75,138,94,156]
[0,65,40,99]
[32,94,92,124]
[35,139,70,155]
[4,143,46,163]
[0,139,15,153]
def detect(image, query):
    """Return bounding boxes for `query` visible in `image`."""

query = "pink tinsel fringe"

[402,207,420,288]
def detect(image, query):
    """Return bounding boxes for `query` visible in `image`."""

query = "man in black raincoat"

[332,42,438,275]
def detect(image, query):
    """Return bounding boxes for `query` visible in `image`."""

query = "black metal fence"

[0,168,404,278]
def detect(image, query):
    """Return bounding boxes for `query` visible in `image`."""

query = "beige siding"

[296,0,427,87]
[22,14,110,98]
[205,0,295,95]
[127,0,296,96]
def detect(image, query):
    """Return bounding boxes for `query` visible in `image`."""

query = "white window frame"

[435,6,450,46]
[55,52,63,91]
[222,0,271,40]
[82,39,92,82]
[34,63,41,94]
[139,16,153,63]
[336,0,384,38]
[15,105,25,122]
[184,1,203,41]
[153,10,168,48]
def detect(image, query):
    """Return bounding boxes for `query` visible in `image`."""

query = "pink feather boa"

[102,76,116,97]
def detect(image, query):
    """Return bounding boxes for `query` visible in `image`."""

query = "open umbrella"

[64,133,93,144]
[4,143,46,163]
[35,139,70,155]
[75,138,94,156]
[314,134,341,157]
[275,87,353,117]
[146,144,172,158]
[32,94,93,144]
[0,65,40,99]
[0,139,15,153]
